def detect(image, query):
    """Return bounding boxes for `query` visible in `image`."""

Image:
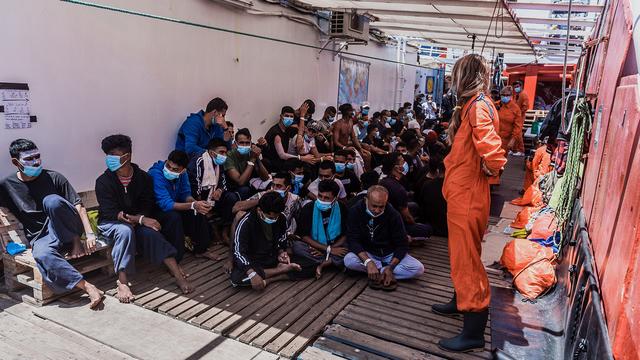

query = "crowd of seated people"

[0,95,453,308]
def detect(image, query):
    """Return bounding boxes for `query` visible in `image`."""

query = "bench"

[1,191,115,306]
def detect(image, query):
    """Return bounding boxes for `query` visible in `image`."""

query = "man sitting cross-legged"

[231,191,301,290]
[0,139,104,308]
[292,180,348,279]
[96,135,193,300]
[344,185,425,291]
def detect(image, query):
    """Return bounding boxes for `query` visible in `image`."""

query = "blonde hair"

[447,54,491,144]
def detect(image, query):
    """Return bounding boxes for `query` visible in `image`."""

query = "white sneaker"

[511,152,524,157]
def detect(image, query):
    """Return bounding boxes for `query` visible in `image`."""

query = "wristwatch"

[247,161,255,167]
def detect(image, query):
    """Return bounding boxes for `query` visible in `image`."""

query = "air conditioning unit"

[329,12,369,43]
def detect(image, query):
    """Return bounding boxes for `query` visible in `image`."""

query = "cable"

[481,0,500,55]
[59,0,429,69]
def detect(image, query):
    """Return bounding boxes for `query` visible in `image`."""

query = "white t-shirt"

[287,134,315,156]
[307,178,347,199]
[407,120,420,130]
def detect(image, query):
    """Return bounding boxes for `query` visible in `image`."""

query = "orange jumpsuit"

[512,145,552,206]
[443,93,507,312]
[513,91,530,153]
[496,100,522,153]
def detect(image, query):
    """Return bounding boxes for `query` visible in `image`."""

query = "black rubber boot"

[438,310,488,353]
[431,293,461,317]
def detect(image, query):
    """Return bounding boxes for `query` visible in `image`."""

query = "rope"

[560,0,574,130]
[480,0,500,55]
[555,97,591,255]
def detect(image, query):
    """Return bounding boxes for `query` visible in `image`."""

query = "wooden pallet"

[3,239,113,307]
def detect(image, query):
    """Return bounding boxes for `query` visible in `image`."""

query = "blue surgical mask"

[388,118,396,125]
[363,121,369,128]
[163,166,181,181]
[304,134,311,142]
[402,162,409,175]
[366,203,384,218]
[315,199,333,212]
[375,131,381,139]
[335,162,346,173]
[346,162,355,170]
[237,146,251,155]
[261,212,277,224]
[214,153,227,165]
[275,189,287,198]
[105,154,126,172]
[283,117,294,127]
[501,96,511,104]
[362,108,369,115]
[293,174,304,183]
[328,116,336,123]
[22,164,43,177]
[514,86,522,93]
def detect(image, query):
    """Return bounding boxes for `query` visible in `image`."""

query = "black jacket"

[233,209,288,274]
[95,163,155,223]
[346,199,408,259]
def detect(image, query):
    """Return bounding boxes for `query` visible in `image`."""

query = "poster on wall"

[426,76,435,95]
[0,82,33,129]
[338,57,370,107]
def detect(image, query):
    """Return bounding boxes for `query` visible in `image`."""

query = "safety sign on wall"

[0,82,36,129]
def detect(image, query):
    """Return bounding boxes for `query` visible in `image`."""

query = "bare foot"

[178,264,190,278]
[115,281,135,304]
[315,261,331,279]
[70,241,86,259]
[85,283,105,309]
[223,259,233,274]
[175,275,194,294]
[277,262,302,272]
[195,252,218,261]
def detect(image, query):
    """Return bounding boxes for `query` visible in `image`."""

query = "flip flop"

[382,280,398,292]
[368,280,383,290]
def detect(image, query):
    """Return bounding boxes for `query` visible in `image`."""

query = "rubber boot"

[431,293,461,317]
[438,310,488,353]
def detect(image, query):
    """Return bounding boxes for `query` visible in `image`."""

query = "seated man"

[263,106,315,171]
[292,180,347,279]
[149,150,213,262]
[344,186,424,290]
[231,192,301,290]
[96,135,193,300]
[379,152,433,240]
[224,128,270,197]
[333,150,361,197]
[0,139,104,308]
[175,97,231,158]
[286,159,307,196]
[188,138,239,244]
[306,160,347,201]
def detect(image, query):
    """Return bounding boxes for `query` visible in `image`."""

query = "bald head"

[366,185,388,216]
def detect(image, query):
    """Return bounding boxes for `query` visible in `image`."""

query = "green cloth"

[87,210,100,235]
[224,149,250,174]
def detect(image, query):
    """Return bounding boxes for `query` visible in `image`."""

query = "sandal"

[368,280,383,290]
[382,280,398,292]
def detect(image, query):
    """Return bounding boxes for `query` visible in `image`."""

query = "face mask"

[501,96,511,104]
[261,212,277,224]
[163,166,181,181]
[375,131,381,139]
[335,162,346,173]
[362,108,369,116]
[275,189,287,198]
[293,174,304,183]
[514,86,522,93]
[363,121,369,128]
[283,117,294,127]
[105,154,126,172]
[304,134,311,142]
[402,162,409,175]
[22,164,43,177]
[214,153,227,165]
[328,116,336,124]
[346,162,355,170]
[237,145,251,155]
[366,203,384,218]
[315,199,333,212]
[388,118,396,126]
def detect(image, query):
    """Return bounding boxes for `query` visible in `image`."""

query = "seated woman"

[292,180,347,279]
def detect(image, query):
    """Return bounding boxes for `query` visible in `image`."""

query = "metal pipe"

[560,0,573,129]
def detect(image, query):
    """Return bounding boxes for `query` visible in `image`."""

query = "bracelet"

[247,161,255,167]
[138,215,144,225]
[242,271,257,282]
[297,155,301,160]
[363,258,373,267]
[325,246,331,261]
[190,202,197,215]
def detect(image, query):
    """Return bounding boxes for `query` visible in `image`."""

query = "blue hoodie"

[148,161,192,212]
[175,110,225,157]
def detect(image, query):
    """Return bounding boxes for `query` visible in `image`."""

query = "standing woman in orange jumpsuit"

[431,54,507,353]
[496,86,522,153]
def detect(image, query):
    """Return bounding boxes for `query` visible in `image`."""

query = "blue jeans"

[343,251,424,280]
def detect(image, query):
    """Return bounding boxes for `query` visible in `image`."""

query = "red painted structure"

[576,0,638,358]
[504,64,576,111]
